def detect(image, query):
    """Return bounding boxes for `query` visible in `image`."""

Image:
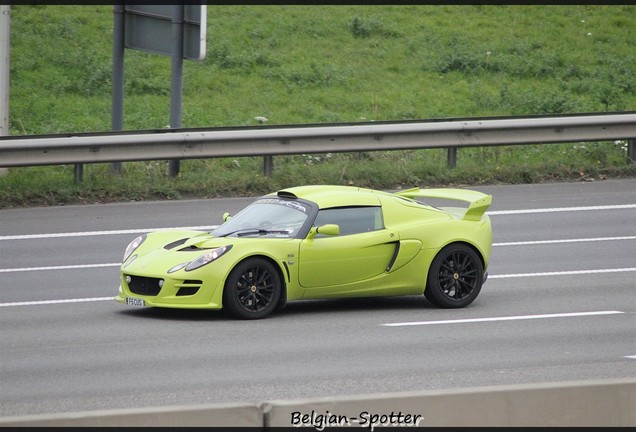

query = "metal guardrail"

[1,112,635,173]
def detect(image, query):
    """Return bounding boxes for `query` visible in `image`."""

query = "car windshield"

[212,198,311,238]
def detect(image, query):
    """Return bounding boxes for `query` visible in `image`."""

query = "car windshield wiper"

[219,228,290,237]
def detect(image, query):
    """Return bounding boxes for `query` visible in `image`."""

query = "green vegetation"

[2,5,635,208]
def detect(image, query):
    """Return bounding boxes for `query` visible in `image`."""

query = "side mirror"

[223,212,232,222]
[307,224,339,239]
[317,224,339,236]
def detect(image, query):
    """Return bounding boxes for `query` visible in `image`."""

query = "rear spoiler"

[395,188,492,221]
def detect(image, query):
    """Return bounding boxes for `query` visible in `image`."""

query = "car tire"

[424,243,484,308]
[223,257,282,319]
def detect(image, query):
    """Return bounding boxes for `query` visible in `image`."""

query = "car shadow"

[114,295,436,321]
[278,295,435,317]
[115,307,233,322]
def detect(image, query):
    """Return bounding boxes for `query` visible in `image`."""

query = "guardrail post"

[628,139,635,164]
[74,164,83,183]
[263,155,273,177]
[447,147,457,168]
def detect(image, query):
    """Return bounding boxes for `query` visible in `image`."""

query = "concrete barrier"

[0,402,262,427]
[263,378,636,427]
[1,378,634,427]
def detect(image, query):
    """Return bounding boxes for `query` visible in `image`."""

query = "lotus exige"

[115,185,493,319]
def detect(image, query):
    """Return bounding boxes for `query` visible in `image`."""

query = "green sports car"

[115,185,493,319]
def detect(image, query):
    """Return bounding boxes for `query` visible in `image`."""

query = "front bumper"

[115,272,225,310]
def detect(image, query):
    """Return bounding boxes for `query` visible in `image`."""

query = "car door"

[298,206,398,292]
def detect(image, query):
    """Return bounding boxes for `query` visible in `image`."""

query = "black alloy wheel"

[424,243,484,308]
[223,257,281,319]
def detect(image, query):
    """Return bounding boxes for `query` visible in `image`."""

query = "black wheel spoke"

[255,269,269,285]
[255,290,272,303]
[457,279,474,295]
[459,253,471,272]
[241,293,255,310]
[441,262,454,273]
[235,284,251,295]
[461,268,478,278]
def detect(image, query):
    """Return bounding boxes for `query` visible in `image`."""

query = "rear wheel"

[424,243,483,308]
[223,257,281,319]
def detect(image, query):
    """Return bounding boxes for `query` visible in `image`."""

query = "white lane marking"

[0,226,218,241]
[489,268,636,278]
[0,263,120,273]
[488,204,636,215]
[493,236,636,246]
[1,204,634,241]
[2,261,635,277]
[0,267,633,306]
[625,355,636,359]
[383,310,624,327]
[0,297,114,307]
[1,235,633,273]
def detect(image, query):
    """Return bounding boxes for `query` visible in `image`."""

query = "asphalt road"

[1,179,635,417]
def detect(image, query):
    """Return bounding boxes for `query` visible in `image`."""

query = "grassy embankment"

[2,5,635,208]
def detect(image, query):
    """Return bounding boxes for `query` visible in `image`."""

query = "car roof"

[274,185,392,208]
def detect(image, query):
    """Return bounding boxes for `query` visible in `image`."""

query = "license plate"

[125,297,145,307]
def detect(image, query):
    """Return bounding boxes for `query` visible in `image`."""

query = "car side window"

[313,206,383,237]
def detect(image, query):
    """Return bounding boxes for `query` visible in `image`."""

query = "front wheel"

[424,243,484,308]
[223,257,281,319]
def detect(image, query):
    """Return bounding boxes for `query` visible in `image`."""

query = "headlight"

[123,234,147,262]
[185,245,233,271]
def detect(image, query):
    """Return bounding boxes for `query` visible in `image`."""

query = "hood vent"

[178,245,212,252]
[164,238,189,250]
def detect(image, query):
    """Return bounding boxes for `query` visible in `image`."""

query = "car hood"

[162,229,293,249]
[121,230,225,272]
[164,230,224,250]
[122,229,294,275]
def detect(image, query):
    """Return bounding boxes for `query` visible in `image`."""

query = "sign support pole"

[168,5,184,178]
[0,5,9,178]
[111,4,125,176]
